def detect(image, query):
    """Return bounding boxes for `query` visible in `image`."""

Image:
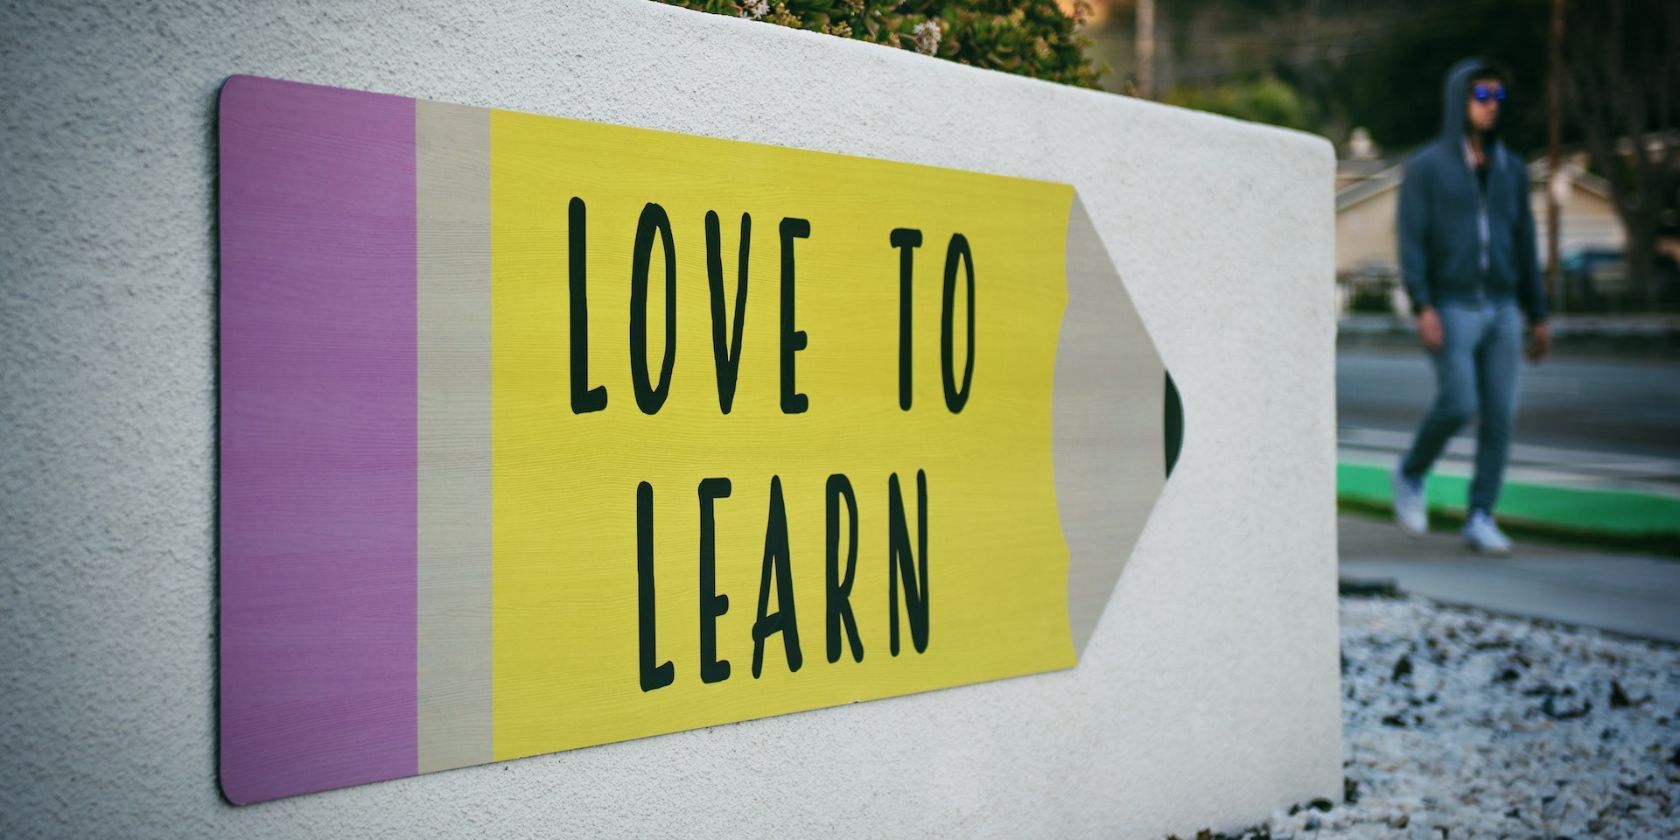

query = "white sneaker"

[1462,510,1513,555]
[1392,465,1428,537]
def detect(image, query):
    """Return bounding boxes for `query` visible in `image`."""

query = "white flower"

[911,19,943,56]
[740,0,769,20]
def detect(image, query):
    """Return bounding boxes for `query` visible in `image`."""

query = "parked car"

[1560,246,1680,312]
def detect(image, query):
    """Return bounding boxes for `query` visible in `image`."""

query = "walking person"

[1391,58,1551,553]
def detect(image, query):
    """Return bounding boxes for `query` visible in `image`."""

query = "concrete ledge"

[1338,461,1680,547]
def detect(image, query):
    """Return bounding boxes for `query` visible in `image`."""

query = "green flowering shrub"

[1163,76,1314,132]
[658,1,1104,89]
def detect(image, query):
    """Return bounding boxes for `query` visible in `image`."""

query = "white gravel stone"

[1187,595,1680,839]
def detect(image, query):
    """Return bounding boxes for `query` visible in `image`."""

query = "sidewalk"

[1339,512,1680,643]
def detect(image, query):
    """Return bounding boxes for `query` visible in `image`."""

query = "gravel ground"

[1191,596,1680,839]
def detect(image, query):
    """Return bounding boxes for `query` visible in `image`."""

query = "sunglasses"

[1471,84,1507,103]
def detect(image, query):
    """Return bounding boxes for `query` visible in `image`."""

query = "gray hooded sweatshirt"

[1397,58,1546,322]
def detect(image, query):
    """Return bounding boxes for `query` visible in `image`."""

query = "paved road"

[1337,349,1680,494]
[1337,348,1680,460]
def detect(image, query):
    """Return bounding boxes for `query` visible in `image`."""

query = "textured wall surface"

[0,0,1340,836]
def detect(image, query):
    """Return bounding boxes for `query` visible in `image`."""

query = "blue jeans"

[1399,299,1524,513]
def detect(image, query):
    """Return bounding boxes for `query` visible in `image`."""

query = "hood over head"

[1439,57,1493,142]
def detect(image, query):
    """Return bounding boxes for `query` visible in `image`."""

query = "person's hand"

[1527,321,1551,363]
[1416,307,1443,352]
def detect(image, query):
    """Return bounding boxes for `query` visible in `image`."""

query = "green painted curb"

[1338,462,1680,537]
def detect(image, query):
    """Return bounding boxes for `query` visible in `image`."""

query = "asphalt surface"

[1337,348,1680,495]
[1337,347,1680,461]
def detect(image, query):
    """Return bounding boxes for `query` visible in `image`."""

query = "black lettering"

[705,211,751,414]
[887,470,929,655]
[752,475,803,677]
[941,234,974,413]
[779,218,810,414]
[569,197,607,413]
[631,203,677,414]
[825,473,863,664]
[890,228,922,411]
[698,477,732,684]
[637,481,675,691]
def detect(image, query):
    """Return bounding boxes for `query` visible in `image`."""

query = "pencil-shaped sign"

[218,75,1181,804]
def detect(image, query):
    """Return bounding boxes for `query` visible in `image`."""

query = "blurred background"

[1068,0,1679,322]
[1061,0,1680,551]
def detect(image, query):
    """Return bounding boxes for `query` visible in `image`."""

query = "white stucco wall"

[0,1,1340,836]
